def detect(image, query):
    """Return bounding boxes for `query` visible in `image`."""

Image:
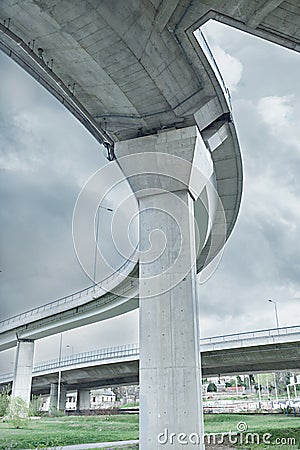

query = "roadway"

[1,326,299,394]
[0,0,298,353]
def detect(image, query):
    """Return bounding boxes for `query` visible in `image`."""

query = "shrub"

[29,395,42,417]
[5,396,29,428]
[0,384,11,416]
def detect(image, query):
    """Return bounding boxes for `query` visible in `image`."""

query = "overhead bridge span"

[1,326,300,395]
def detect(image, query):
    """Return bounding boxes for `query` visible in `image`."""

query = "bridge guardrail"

[196,29,232,110]
[200,325,300,345]
[34,343,139,373]
[0,344,140,383]
[0,248,138,330]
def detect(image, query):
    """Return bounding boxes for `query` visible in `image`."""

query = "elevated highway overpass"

[1,325,300,394]
[1,1,299,447]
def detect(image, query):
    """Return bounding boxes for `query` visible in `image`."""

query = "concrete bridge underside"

[29,341,300,395]
[1,331,299,395]
[0,1,299,448]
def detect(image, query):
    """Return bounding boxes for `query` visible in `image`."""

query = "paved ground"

[33,441,139,450]
[32,442,237,450]
[31,442,237,449]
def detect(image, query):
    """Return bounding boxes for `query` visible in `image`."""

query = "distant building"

[90,388,116,409]
[66,392,77,410]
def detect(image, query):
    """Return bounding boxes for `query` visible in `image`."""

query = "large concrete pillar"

[116,126,211,449]
[49,383,58,414]
[49,383,67,412]
[77,389,90,411]
[12,339,35,406]
[59,385,67,411]
[139,190,203,448]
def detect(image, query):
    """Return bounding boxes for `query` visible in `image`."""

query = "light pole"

[273,373,279,403]
[57,333,63,411]
[268,299,280,329]
[57,337,73,411]
[93,205,113,289]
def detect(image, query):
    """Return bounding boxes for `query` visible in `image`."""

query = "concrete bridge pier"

[49,383,58,413]
[77,388,90,411]
[49,383,67,412]
[12,339,35,407]
[116,126,209,449]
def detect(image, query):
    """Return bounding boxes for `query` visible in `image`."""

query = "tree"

[236,375,246,387]
[0,384,11,416]
[207,383,217,393]
[5,396,29,428]
[249,374,256,385]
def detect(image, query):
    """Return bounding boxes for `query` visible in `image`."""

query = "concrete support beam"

[49,383,67,412]
[49,383,58,414]
[12,339,34,406]
[155,0,180,32]
[77,389,90,411]
[50,383,67,412]
[59,385,67,411]
[247,0,284,28]
[116,127,207,449]
[139,190,204,449]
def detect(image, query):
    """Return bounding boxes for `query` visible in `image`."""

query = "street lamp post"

[57,337,74,411]
[93,205,113,290]
[273,373,279,403]
[268,299,280,329]
[57,333,63,411]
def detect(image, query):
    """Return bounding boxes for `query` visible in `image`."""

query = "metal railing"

[200,325,300,345]
[196,29,232,110]
[0,343,139,383]
[33,343,139,373]
[0,249,138,330]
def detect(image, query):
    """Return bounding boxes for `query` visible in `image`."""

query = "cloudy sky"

[1,20,300,371]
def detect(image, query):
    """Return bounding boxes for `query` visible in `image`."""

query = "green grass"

[0,413,299,449]
[204,414,300,449]
[0,415,138,449]
[204,413,300,433]
[120,402,139,408]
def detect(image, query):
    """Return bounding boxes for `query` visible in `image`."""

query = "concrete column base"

[12,339,35,407]
[49,383,67,412]
[77,389,90,411]
[59,385,67,411]
[49,383,58,414]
